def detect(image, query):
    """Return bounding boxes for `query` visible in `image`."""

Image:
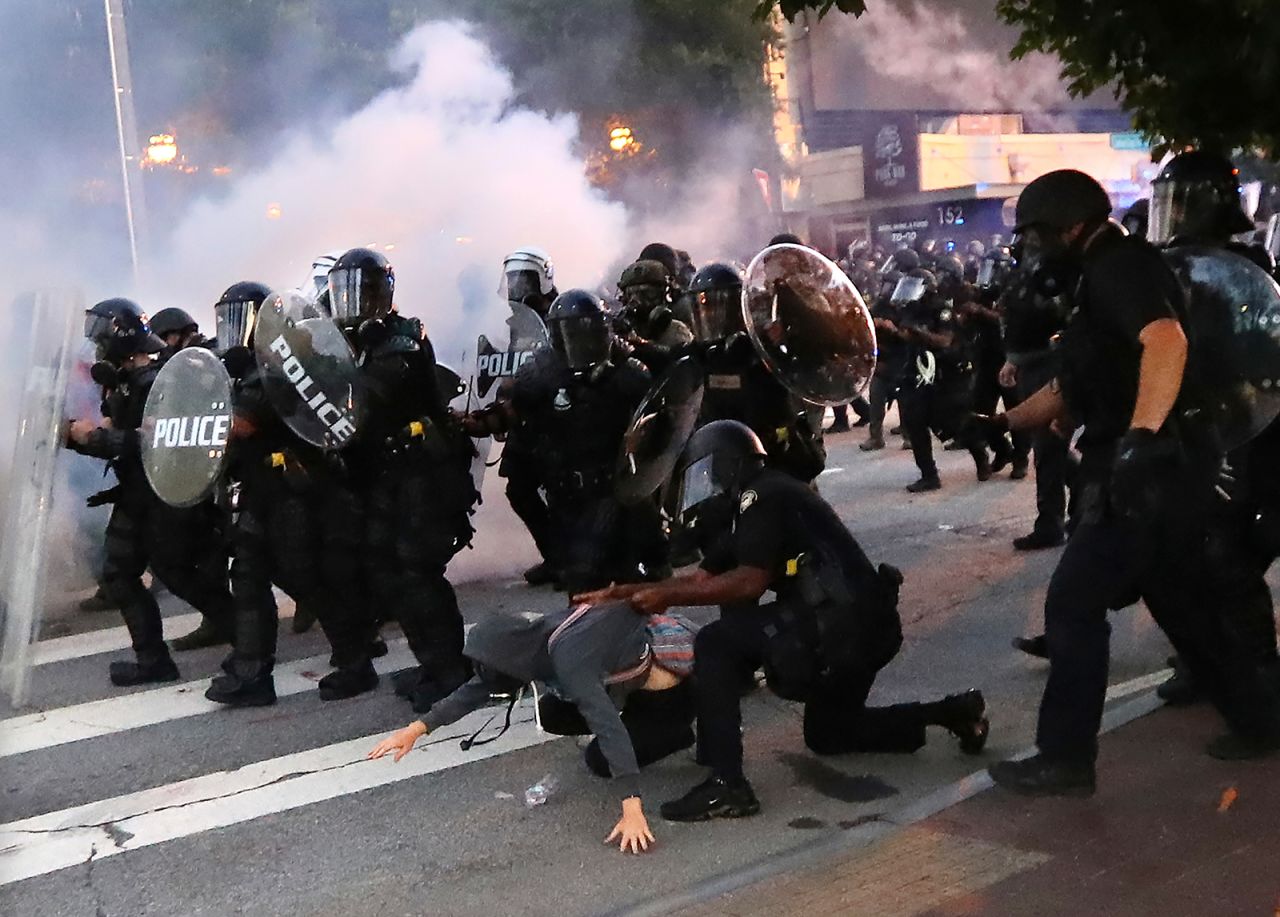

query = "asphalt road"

[0,424,1187,917]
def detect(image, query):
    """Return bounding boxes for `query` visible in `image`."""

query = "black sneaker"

[523,562,562,587]
[938,689,989,755]
[205,673,277,707]
[989,754,1096,797]
[318,661,378,701]
[109,658,180,687]
[660,775,760,822]
[1205,731,1280,761]
[1013,530,1065,551]
[170,619,230,652]
[906,476,941,493]
[1012,634,1049,659]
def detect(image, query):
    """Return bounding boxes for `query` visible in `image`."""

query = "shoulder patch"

[739,489,758,513]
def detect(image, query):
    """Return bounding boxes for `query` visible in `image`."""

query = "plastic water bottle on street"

[524,774,558,807]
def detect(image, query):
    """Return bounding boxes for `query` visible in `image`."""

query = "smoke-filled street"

[4,2,1280,916]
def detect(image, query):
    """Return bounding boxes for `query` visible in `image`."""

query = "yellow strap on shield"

[775,426,790,443]
[269,452,285,468]
[785,557,800,577]
[408,420,425,438]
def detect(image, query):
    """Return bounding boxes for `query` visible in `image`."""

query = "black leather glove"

[1110,429,1180,520]
[86,485,121,508]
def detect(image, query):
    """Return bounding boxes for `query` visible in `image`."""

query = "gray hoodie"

[420,602,650,799]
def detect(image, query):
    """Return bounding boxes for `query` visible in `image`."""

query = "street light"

[144,133,178,166]
[609,126,635,152]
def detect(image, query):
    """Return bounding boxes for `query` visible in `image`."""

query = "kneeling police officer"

[578,420,989,821]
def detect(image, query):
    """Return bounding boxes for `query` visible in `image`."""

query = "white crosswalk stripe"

[0,700,553,886]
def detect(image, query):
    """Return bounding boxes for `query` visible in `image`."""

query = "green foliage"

[996,0,1280,154]
[757,0,867,23]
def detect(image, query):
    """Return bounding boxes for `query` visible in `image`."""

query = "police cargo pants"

[693,606,929,780]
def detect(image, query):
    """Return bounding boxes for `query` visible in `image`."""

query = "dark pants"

[365,462,475,686]
[226,477,370,680]
[1037,505,1279,764]
[538,680,696,776]
[500,447,553,564]
[1006,355,1072,535]
[899,380,983,479]
[547,488,663,594]
[102,488,233,667]
[866,372,898,436]
[693,608,927,779]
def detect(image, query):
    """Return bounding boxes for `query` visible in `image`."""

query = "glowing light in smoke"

[265,203,283,220]
[609,126,635,152]
[145,133,178,166]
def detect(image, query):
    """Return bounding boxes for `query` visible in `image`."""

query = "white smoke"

[833,1,1075,115]
[142,20,630,358]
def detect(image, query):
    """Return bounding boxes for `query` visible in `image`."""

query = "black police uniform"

[349,314,479,697]
[694,468,940,779]
[74,362,234,674]
[1036,225,1277,765]
[510,348,659,594]
[897,295,986,481]
[864,295,909,442]
[999,274,1074,538]
[214,363,374,693]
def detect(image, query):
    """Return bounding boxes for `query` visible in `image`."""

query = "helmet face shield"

[84,312,114,342]
[214,300,259,353]
[890,275,926,304]
[503,269,543,304]
[690,287,742,342]
[556,315,610,370]
[677,453,722,518]
[327,266,392,327]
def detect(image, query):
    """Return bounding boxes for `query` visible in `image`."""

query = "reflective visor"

[976,259,997,288]
[690,288,741,342]
[557,315,610,370]
[214,300,258,353]
[890,275,926,303]
[84,313,113,342]
[678,453,721,516]
[503,270,541,304]
[327,267,365,325]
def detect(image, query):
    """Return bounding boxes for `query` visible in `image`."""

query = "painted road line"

[1104,667,1173,702]
[0,702,555,886]
[818,467,845,476]
[33,603,298,667]
[1,640,416,759]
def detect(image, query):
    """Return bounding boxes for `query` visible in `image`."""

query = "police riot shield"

[0,290,78,705]
[474,303,549,400]
[254,290,366,449]
[1163,246,1280,449]
[140,348,233,507]
[742,244,877,407]
[615,356,705,505]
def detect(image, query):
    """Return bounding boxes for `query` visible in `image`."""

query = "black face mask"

[89,361,119,389]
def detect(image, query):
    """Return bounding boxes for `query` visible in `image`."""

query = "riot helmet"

[637,242,681,280]
[768,232,805,247]
[878,246,920,275]
[966,240,986,259]
[890,268,938,305]
[84,297,163,363]
[305,250,343,305]
[674,420,766,532]
[1121,198,1150,239]
[618,259,671,316]
[688,262,744,342]
[149,307,199,344]
[976,249,1013,289]
[214,281,271,354]
[499,246,556,305]
[547,289,611,371]
[1148,150,1254,245]
[1014,169,1112,234]
[674,249,696,290]
[933,254,966,287]
[327,247,394,328]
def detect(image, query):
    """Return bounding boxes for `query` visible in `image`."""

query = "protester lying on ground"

[368,602,697,853]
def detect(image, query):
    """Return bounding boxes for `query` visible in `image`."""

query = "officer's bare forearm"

[1004,383,1068,433]
[1131,318,1186,432]
[641,567,770,608]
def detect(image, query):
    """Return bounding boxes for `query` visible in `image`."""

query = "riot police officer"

[204,282,379,706]
[68,299,234,683]
[335,247,480,713]
[465,290,660,593]
[575,421,989,821]
[980,170,1280,796]
[616,259,694,360]
[149,307,208,355]
[496,248,559,585]
[893,269,992,491]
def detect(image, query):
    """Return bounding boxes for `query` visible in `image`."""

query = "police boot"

[1012,634,1049,658]
[318,658,379,701]
[1156,655,1200,706]
[205,672,277,707]
[410,667,469,714]
[79,587,118,613]
[906,475,941,493]
[660,775,760,822]
[927,689,989,754]
[973,449,993,482]
[170,617,231,652]
[109,656,180,687]
[291,600,317,634]
[523,562,562,588]
[1009,454,1030,480]
[859,423,885,451]
[989,436,1014,473]
[989,754,1096,797]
